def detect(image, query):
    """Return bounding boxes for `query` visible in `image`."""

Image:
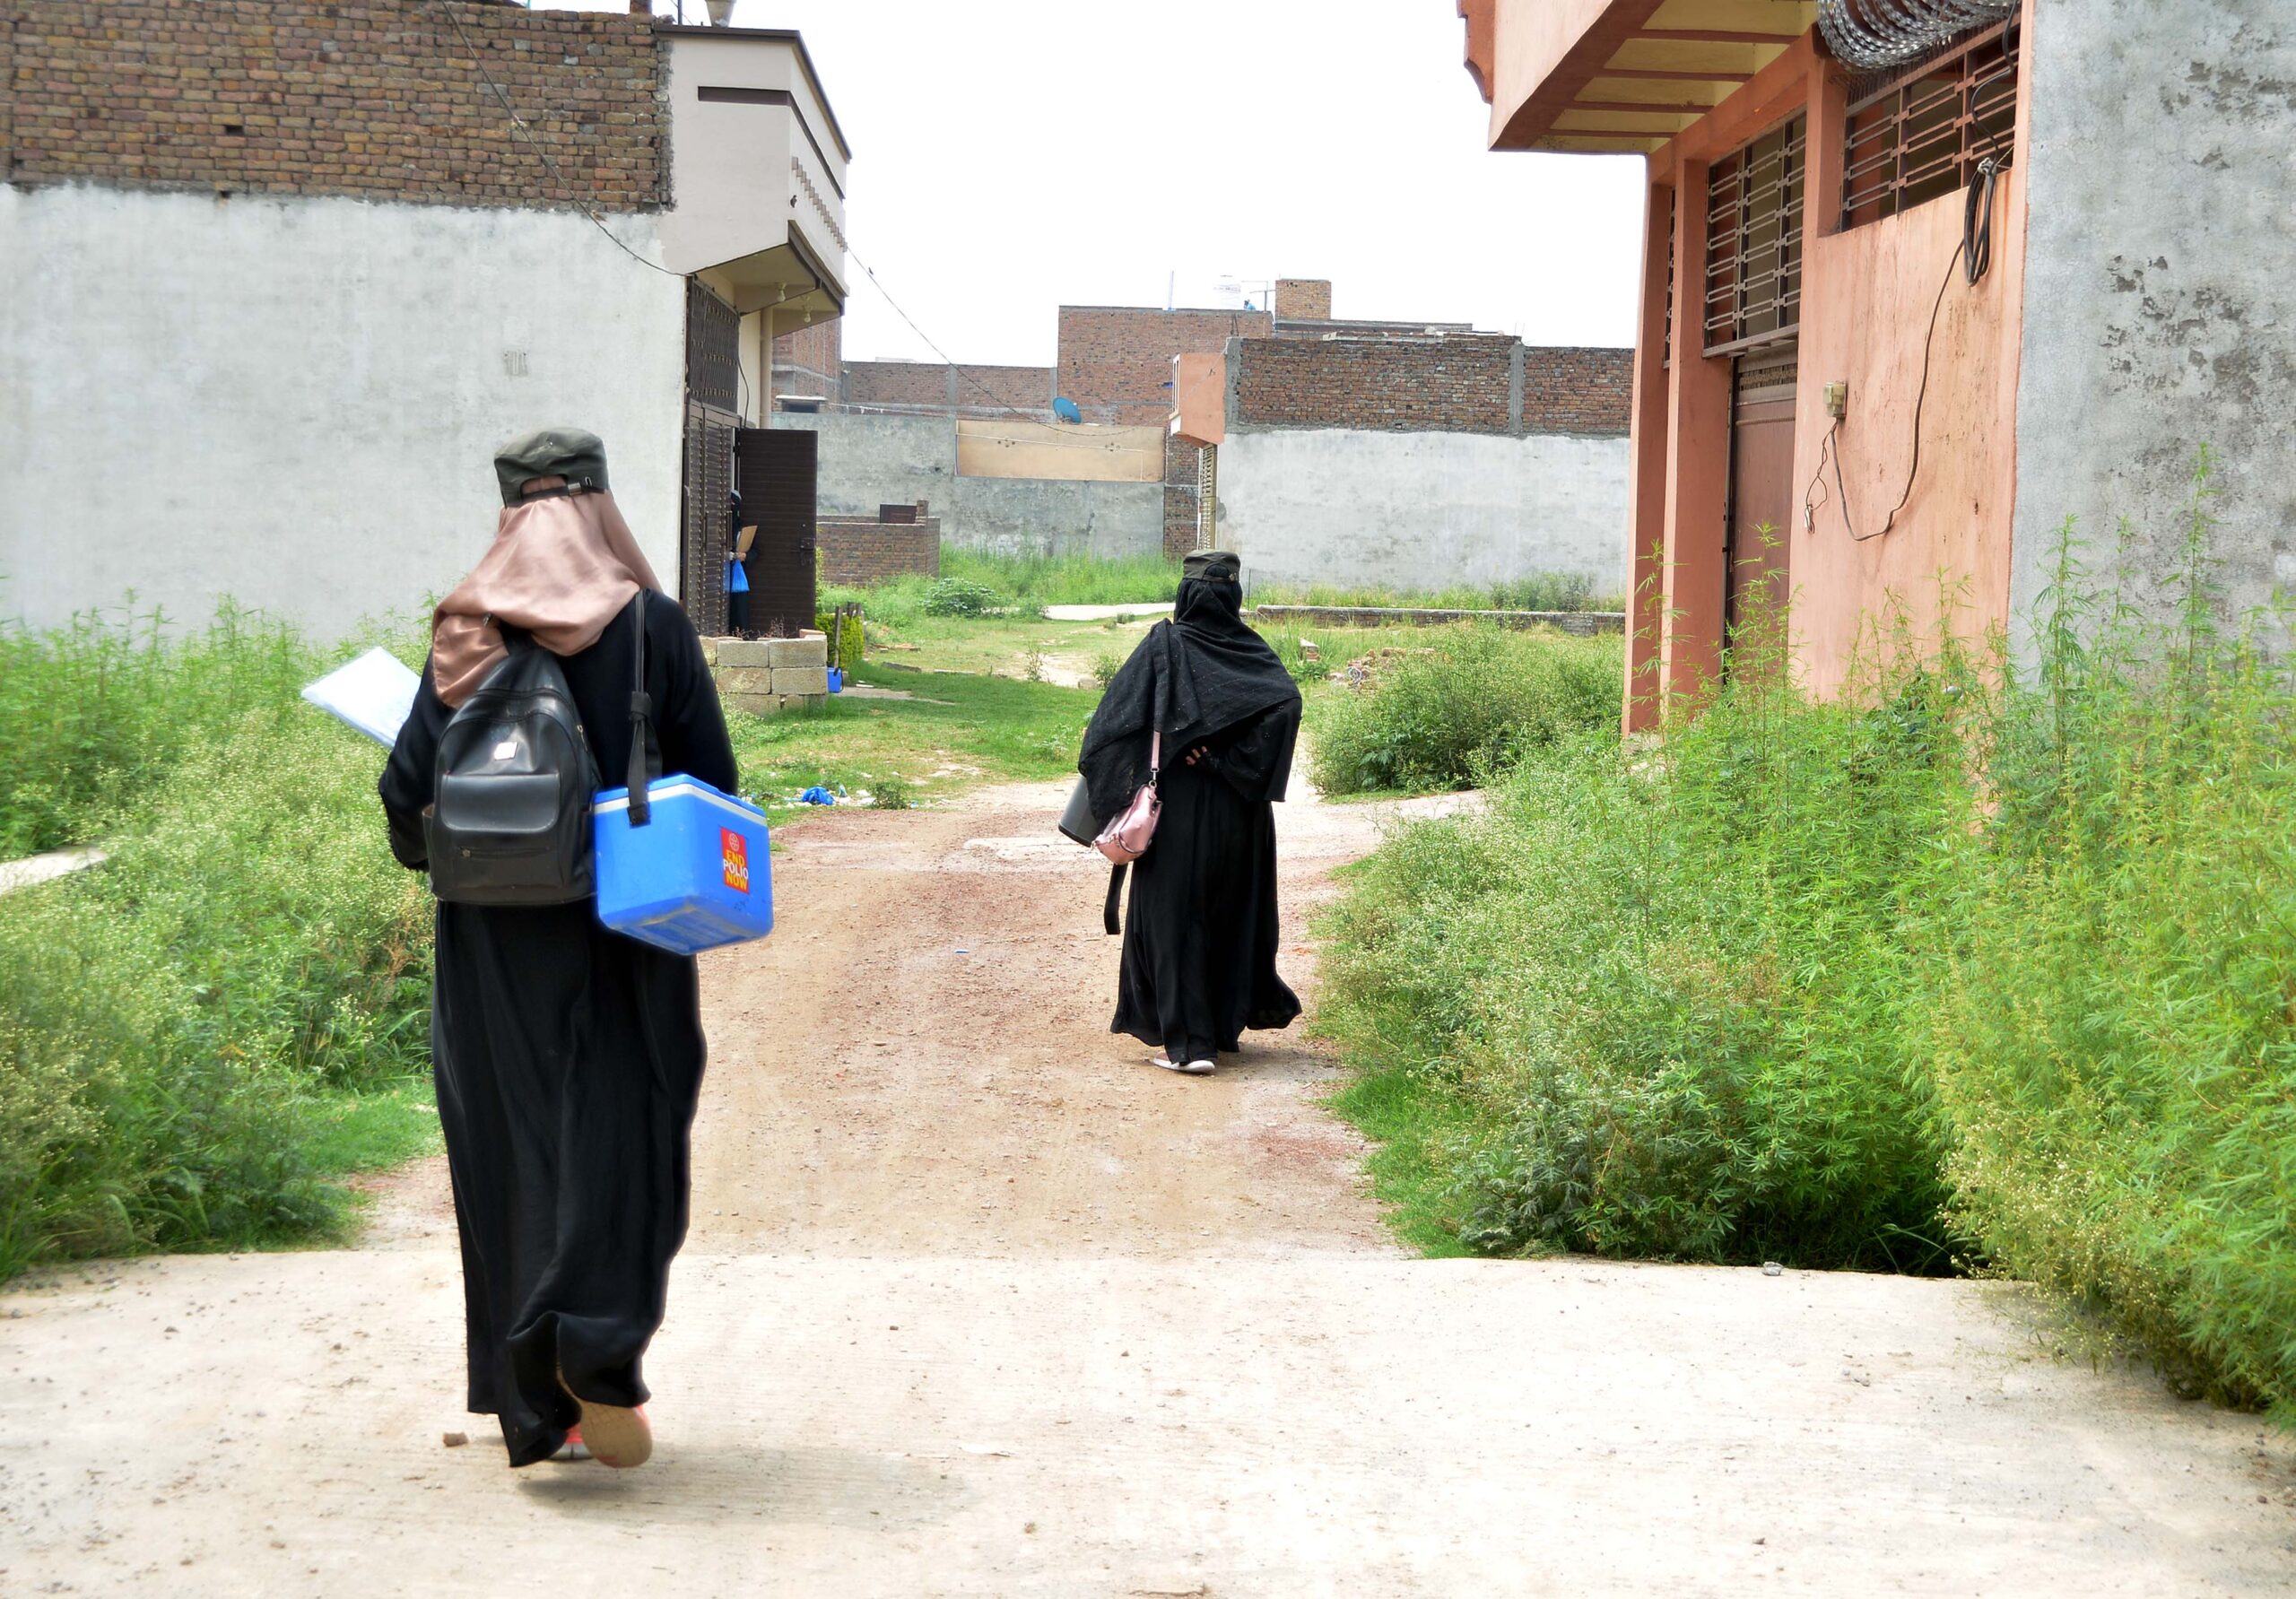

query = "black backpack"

[428,594,654,905]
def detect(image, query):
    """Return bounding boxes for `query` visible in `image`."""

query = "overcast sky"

[552,0,1648,365]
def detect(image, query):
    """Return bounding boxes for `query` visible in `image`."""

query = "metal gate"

[679,279,743,635]
[734,427,817,638]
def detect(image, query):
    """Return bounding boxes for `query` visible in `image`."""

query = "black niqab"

[1077,576,1301,824]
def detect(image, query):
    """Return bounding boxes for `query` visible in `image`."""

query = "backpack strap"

[626,591,653,827]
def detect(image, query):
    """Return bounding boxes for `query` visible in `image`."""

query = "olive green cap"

[1183,550,1241,584]
[493,427,610,505]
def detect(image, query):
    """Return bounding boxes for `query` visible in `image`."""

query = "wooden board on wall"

[955,419,1165,482]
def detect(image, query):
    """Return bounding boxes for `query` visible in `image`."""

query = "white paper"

[302,647,422,747]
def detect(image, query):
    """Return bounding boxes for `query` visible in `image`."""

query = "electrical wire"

[1812,155,2005,543]
[843,242,1040,419]
[425,0,685,281]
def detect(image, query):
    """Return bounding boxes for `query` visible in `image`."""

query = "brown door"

[1725,345,1796,659]
[734,427,817,638]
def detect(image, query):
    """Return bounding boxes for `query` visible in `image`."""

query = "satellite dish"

[1051,396,1083,424]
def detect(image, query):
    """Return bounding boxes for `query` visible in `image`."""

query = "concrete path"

[4,781,2293,1595]
[0,846,105,896]
[1040,603,1173,621]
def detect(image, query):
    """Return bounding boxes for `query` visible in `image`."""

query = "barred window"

[1703,116,1805,355]
[1841,22,2019,230]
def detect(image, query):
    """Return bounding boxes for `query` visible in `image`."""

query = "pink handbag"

[1093,731,1161,863]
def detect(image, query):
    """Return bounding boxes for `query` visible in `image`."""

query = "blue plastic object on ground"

[827,666,843,694]
[593,776,773,955]
[798,785,839,805]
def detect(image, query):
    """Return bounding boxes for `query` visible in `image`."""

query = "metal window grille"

[1841,22,2019,230]
[680,402,736,635]
[1703,117,1805,355]
[1196,445,1217,552]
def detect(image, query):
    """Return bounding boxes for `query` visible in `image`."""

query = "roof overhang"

[1464,0,1817,154]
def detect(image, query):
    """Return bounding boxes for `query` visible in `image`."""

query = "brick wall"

[1055,307,1272,425]
[844,361,1050,415]
[1234,335,1517,433]
[817,512,940,586]
[1231,338,1631,436]
[3,0,664,210]
[1518,346,1634,435]
[1273,278,1332,320]
[771,319,842,406]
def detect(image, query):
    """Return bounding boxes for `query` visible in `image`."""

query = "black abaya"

[379,590,736,1467]
[1079,576,1304,1065]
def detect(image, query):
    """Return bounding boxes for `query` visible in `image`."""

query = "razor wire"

[1816,0,2019,73]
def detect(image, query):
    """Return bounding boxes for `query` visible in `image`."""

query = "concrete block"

[699,635,720,668]
[723,691,778,717]
[772,666,829,697]
[715,666,771,695]
[768,635,827,668]
[715,638,773,668]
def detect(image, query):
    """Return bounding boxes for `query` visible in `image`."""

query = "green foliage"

[1091,649,1127,691]
[1254,628,1332,684]
[822,551,1182,630]
[0,601,311,856]
[1318,456,2296,1411]
[1254,570,1621,614]
[727,661,1096,818]
[922,578,1006,618]
[0,635,437,1279]
[1309,627,1621,795]
[869,772,917,810]
[1924,463,2296,1412]
[814,607,865,671]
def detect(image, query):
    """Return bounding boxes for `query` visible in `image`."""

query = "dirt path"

[4,781,2294,1595]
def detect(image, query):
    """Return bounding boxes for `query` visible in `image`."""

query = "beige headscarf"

[430,489,665,708]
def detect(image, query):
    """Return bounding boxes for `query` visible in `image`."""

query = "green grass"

[1253,571,1624,614]
[1307,626,1622,795]
[1317,456,2296,1413]
[728,660,1100,819]
[822,548,1183,628]
[0,629,439,1280]
[0,601,313,857]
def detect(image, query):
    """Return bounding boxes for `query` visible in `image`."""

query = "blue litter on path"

[594,776,773,955]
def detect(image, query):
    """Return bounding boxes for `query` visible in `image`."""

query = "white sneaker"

[1151,1055,1216,1076]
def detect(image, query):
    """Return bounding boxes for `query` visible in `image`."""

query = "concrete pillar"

[1622,164,1676,733]
[1660,152,1732,710]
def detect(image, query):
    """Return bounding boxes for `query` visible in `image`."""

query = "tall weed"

[0,622,433,1278]
[1319,457,2296,1409]
[1309,627,1620,794]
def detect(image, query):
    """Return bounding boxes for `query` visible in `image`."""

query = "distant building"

[778,278,1633,586]
[1456,0,2296,725]
[2,0,851,639]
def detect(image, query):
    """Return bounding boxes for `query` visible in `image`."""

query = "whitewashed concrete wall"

[0,185,687,638]
[2012,0,2296,655]
[1215,427,1631,596]
[771,410,1166,559]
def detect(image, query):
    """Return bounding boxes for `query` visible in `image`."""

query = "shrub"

[1309,627,1620,795]
[1319,655,1967,1269]
[870,772,917,810]
[0,681,434,1278]
[1318,459,2296,1411]
[922,578,1005,618]
[0,601,309,856]
[814,606,865,669]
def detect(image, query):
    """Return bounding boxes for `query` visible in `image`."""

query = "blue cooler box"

[593,776,774,955]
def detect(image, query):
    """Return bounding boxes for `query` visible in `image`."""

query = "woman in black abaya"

[1077,550,1303,1075]
[379,429,736,1470]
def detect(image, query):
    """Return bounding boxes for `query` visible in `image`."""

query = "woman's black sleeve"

[378,655,449,872]
[650,595,740,795]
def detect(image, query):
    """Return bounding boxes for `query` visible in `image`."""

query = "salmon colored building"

[1457,0,2296,727]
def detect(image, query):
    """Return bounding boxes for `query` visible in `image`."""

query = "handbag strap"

[626,591,653,827]
[1103,862,1126,936]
